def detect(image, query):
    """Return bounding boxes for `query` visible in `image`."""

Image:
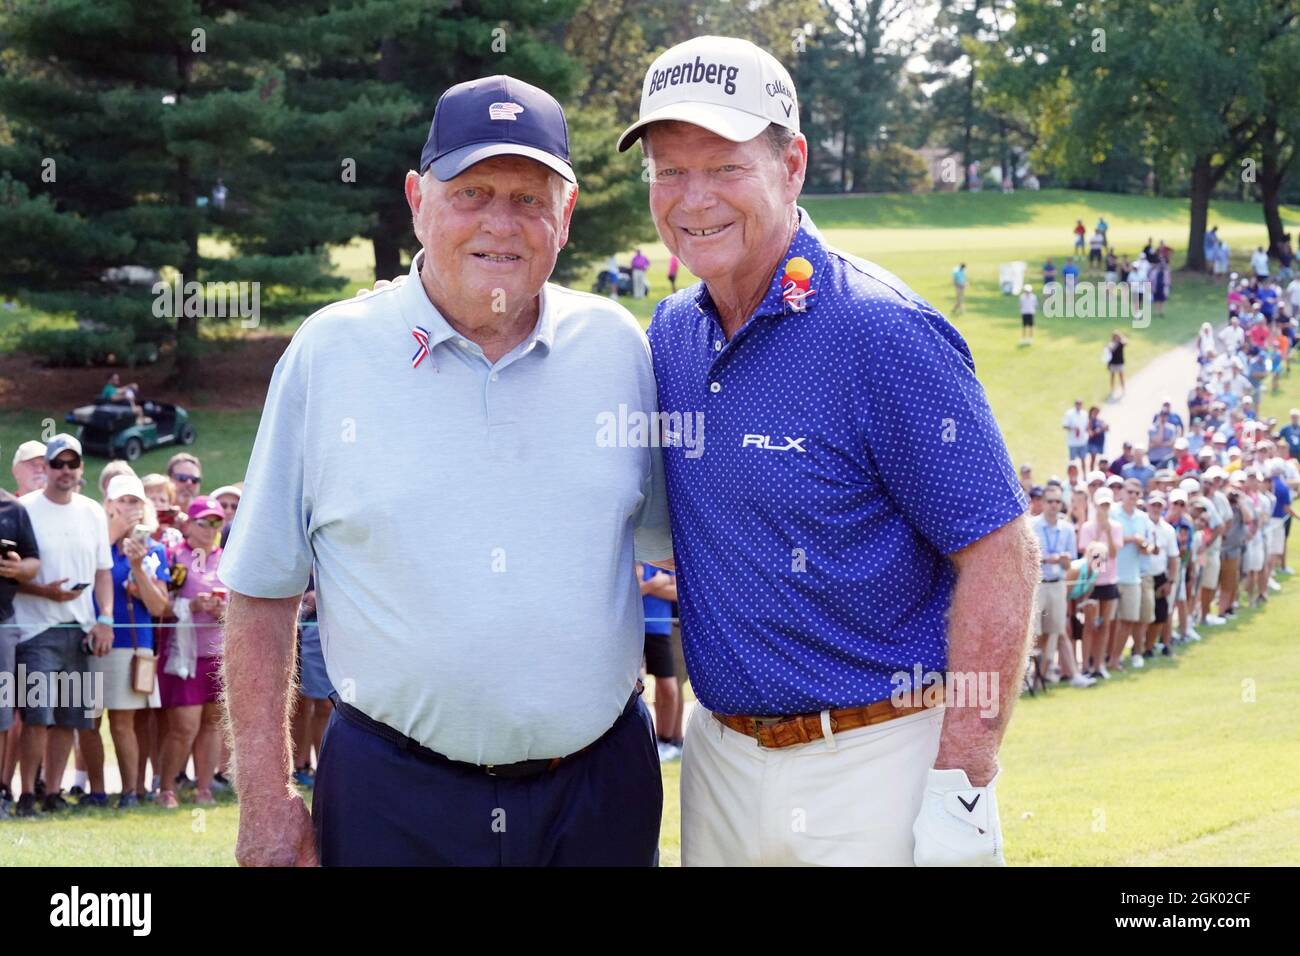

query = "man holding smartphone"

[0,458,41,818]
[10,435,113,817]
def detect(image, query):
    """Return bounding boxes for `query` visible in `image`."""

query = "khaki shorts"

[87,647,154,713]
[1035,580,1068,636]
[1139,575,1156,624]
[1118,582,1142,621]
[1201,550,1221,591]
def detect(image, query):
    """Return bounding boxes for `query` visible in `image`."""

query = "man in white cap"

[10,435,113,817]
[618,36,1036,866]
[11,440,47,496]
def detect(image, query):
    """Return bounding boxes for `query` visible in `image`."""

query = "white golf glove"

[912,767,1005,867]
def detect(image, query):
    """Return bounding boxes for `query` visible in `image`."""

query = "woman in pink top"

[157,496,227,808]
[1077,487,1123,678]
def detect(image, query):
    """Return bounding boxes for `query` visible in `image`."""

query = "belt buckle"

[750,715,783,748]
[483,764,498,777]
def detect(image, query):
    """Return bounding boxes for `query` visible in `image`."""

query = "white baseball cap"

[617,36,799,152]
[1093,488,1115,506]
[1179,478,1200,493]
[1087,470,1106,483]
[11,440,46,467]
[106,474,146,502]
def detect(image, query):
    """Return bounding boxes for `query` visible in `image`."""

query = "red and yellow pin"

[781,256,816,311]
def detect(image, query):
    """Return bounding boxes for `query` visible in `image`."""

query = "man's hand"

[235,789,319,867]
[0,550,23,579]
[913,768,1005,867]
[34,579,82,602]
[90,621,113,656]
[354,275,406,297]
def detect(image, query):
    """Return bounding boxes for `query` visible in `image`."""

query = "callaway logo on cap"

[617,36,799,152]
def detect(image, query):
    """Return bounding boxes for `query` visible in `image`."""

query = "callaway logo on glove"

[912,767,1005,867]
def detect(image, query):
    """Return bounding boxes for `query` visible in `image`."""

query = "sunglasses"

[193,517,223,529]
[48,457,81,470]
[173,473,202,484]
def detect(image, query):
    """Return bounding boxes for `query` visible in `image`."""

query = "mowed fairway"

[3,189,1298,865]
[4,578,1296,866]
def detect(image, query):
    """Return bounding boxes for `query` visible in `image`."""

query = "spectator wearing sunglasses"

[10,435,113,817]
[156,496,227,809]
[166,453,203,513]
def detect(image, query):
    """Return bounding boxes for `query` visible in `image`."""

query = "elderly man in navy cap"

[222,76,672,866]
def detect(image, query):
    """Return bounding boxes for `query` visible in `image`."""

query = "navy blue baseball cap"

[420,75,576,184]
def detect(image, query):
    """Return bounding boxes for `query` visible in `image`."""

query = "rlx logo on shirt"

[741,434,807,452]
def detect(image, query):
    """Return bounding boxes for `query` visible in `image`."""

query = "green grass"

[999,574,1300,865]
[5,577,1296,865]
[0,409,263,492]
[3,187,1298,865]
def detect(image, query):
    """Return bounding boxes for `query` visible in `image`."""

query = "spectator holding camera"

[156,496,228,809]
[92,475,171,808]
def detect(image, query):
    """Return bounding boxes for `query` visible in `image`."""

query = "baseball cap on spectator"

[1174,437,1188,450]
[1094,488,1115,506]
[1105,475,1124,488]
[1029,485,1044,499]
[420,76,576,184]
[1153,468,1176,483]
[186,496,224,522]
[617,36,800,152]
[1242,395,1254,405]
[1132,443,1147,453]
[1197,447,1215,459]
[45,434,82,462]
[1179,478,1201,494]
[1204,466,1226,480]
[12,440,46,467]
[1228,447,1242,458]
[1230,472,1248,486]
[210,485,242,501]
[1169,490,1188,505]
[1213,432,1229,444]
[106,474,147,502]
[1146,493,1167,506]
[1087,470,1106,484]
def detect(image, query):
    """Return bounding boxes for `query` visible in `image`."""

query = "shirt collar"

[399,250,555,355]
[692,206,829,324]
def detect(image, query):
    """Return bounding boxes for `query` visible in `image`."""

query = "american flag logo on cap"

[488,101,524,121]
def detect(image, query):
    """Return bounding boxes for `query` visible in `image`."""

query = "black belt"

[329,679,643,779]
[1040,577,1064,584]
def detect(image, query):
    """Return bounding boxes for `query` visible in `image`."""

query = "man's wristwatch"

[96,613,114,627]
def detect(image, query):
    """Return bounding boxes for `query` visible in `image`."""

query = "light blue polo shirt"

[1113,505,1152,584]
[220,252,672,765]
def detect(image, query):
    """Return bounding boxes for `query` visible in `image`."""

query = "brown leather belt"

[713,697,937,749]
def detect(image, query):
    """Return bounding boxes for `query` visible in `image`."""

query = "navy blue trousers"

[312,698,663,866]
